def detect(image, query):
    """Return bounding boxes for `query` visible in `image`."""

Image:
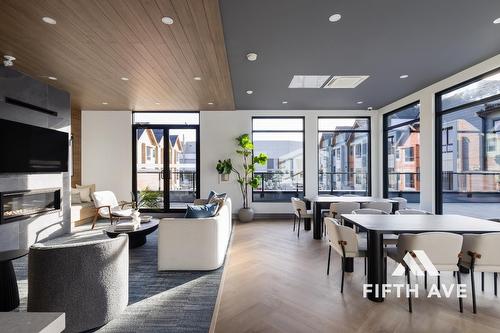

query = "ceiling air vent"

[288,75,331,88]
[323,75,369,89]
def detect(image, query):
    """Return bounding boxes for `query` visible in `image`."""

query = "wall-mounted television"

[0,119,68,173]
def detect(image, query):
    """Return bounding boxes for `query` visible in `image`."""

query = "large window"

[252,117,305,202]
[436,69,500,218]
[132,112,199,211]
[318,117,370,195]
[383,102,420,206]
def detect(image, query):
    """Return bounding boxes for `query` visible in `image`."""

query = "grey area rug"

[13,225,224,333]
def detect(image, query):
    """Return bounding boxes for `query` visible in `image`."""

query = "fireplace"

[0,188,61,224]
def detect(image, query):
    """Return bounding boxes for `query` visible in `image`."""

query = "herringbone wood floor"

[213,220,500,333]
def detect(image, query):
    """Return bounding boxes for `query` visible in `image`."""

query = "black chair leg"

[471,269,477,314]
[327,245,332,275]
[297,218,301,238]
[438,272,441,291]
[481,272,485,292]
[457,271,463,313]
[384,256,387,283]
[495,272,498,296]
[293,215,296,231]
[424,271,427,290]
[406,268,412,313]
[364,257,367,276]
[341,257,345,293]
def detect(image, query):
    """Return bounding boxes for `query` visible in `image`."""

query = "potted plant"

[216,159,232,181]
[216,134,268,222]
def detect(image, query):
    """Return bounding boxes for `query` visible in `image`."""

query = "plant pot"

[221,173,230,182]
[238,207,254,222]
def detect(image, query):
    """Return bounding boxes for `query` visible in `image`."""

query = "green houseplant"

[216,134,268,221]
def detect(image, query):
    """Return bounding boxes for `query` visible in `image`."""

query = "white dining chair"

[390,197,408,210]
[460,232,500,314]
[352,208,397,245]
[325,217,367,293]
[361,201,393,214]
[328,202,361,222]
[291,197,313,238]
[396,209,432,215]
[387,232,463,313]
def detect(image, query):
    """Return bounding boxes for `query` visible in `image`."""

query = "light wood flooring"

[213,220,500,333]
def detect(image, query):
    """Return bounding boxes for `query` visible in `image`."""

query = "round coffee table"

[0,249,29,311]
[105,219,159,248]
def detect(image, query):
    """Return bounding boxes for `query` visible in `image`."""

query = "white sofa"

[158,198,232,271]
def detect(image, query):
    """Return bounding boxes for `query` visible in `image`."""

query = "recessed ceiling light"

[400,74,409,79]
[208,102,214,105]
[102,102,108,105]
[48,76,57,80]
[329,14,342,22]
[246,53,258,61]
[282,101,288,104]
[121,77,129,81]
[42,17,57,25]
[193,76,202,81]
[493,18,500,24]
[161,16,174,25]
[357,101,364,104]
[246,90,253,95]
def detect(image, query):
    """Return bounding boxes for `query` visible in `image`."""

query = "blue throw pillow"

[208,190,227,202]
[184,203,219,218]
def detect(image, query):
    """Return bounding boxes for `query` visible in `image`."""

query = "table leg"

[0,260,20,311]
[367,230,384,302]
[304,218,311,231]
[313,202,322,240]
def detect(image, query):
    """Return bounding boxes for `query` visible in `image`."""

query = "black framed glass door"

[133,125,200,212]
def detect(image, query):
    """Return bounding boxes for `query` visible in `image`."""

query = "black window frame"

[382,101,421,199]
[251,116,306,203]
[435,67,500,214]
[317,116,372,196]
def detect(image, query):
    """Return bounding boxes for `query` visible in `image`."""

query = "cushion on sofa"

[71,189,82,204]
[184,203,219,218]
[73,186,91,202]
[207,191,227,202]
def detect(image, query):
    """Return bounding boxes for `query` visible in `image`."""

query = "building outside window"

[252,117,305,202]
[383,102,420,206]
[436,69,500,218]
[318,117,370,195]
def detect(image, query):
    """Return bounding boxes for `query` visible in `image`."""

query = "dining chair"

[324,217,367,293]
[291,197,313,238]
[460,232,500,314]
[323,202,362,236]
[361,201,393,214]
[387,232,463,313]
[396,209,432,215]
[352,208,397,245]
[390,197,408,210]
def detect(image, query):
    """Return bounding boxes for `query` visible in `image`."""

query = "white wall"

[200,110,377,214]
[377,54,500,213]
[82,111,132,201]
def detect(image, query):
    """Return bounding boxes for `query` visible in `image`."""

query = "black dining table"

[341,214,500,303]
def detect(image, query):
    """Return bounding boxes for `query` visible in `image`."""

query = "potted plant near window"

[216,134,268,222]
[216,159,232,182]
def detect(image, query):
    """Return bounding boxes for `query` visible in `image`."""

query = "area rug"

[13,225,224,333]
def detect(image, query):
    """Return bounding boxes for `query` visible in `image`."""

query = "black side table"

[0,249,29,311]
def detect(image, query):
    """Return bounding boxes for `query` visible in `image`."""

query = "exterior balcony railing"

[318,171,369,195]
[253,171,304,202]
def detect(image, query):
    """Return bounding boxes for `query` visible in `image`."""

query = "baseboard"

[232,213,294,220]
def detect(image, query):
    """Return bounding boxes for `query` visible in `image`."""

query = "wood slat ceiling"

[0,0,235,111]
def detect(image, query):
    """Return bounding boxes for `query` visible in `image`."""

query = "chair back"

[390,197,407,210]
[291,197,307,218]
[352,208,387,215]
[362,201,393,214]
[92,191,119,216]
[329,202,361,219]
[396,209,432,215]
[461,233,500,269]
[325,217,358,256]
[397,232,462,269]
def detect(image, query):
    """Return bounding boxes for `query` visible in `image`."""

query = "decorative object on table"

[216,134,268,222]
[140,215,153,223]
[216,159,232,182]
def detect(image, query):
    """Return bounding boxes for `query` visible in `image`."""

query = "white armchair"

[91,191,135,229]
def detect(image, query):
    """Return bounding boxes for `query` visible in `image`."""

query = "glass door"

[133,125,199,212]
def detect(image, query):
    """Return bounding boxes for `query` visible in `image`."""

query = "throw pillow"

[71,189,82,204]
[76,184,96,199]
[75,187,91,202]
[184,203,219,218]
[207,190,227,202]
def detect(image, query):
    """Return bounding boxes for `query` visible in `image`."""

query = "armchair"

[91,191,135,229]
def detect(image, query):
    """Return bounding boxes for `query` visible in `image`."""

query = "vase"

[238,207,254,222]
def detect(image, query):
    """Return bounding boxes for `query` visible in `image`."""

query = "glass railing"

[318,172,368,195]
[253,171,304,201]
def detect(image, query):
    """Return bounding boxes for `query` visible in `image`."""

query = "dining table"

[341,214,500,302]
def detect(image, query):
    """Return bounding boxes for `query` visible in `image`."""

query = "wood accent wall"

[71,108,81,187]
